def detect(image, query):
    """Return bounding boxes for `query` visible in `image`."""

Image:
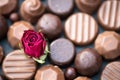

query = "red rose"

[21,30,46,58]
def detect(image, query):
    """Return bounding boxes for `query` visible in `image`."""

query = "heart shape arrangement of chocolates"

[0,0,120,80]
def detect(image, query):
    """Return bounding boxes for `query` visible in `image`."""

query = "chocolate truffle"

[75,0,101,14]
[36,14,62,40]
[65,13,98,45]
[0,15,8,40]
[0,46,4,63]
[0,0,18,15]
[35,65,65,80]
[74,48,102,76]
[47,0,74,18]
[9,13,20,22]
[101,61,120,80]
[74,77,92,80]
[98,1,120,31]
[50,38,75,66]
[65,67,77,80]
[20,0,45,23]
[7,21,34,49]
[2,50,36,80]
[95,31,120,60]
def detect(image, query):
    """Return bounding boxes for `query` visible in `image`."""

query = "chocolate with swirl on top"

[0,0,18,15]
[20,0,45,23]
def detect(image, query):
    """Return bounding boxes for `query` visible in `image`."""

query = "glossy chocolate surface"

[0,15,8,40]
[98,1,120,30]
[35,65,65,80]
[0,0,18,15]
[36,14,62,40]
[2,50,36,80]
[101,61,120,80]
[7,21,34,48]
[0,46,3,63]
[20,0,45,23]
[50,38,75,66]
[65,13,98,45]
[75,48,102,76]
[74,77,92,80]
[95,31,120,60]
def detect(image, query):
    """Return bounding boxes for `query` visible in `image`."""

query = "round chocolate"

[35,65,65,80]
[7,21,34,49]
[2,50,36,80]
[98,1,120,31]
[47,0,74,18]
[95,31,120,60]
[9,13,20,22]
[65,67,77,80]
[74,77,92,80]
[65,13,98,45]
[50,38,75,66]
[101,61,120,80]
[74,48,102,76]
[20,0,45,23]
[36,14,62,40]
[0,0,18,15]
[0,46,4,63]
[0,15,8,40]
[75,0,101,14]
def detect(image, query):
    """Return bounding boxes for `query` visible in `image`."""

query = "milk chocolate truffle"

[74,48,102,76]
[65,13,98,45]
[20,0,45,23]
[101,61,120,80]
[0,15,8,40]
[95,31,120,60]
[2,50,36,80]
[36,14,62,40]
[74,77,92,80]
[47,0,74,18]
[75,0,101,14]
[9,13,20,22]
[98,1,120,31]
[35,65,65,80]
[0,46,4,63]
[0,0,18,15]
[50,38,75,66]
[65,67,77,80]
[7,21,34,49]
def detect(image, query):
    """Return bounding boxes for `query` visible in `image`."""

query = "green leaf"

[33,57,45,64]
[40,55,47,61]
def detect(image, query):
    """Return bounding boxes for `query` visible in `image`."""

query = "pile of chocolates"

[0,0,120,80]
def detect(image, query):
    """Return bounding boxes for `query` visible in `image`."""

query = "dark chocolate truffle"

[35,65,65,80]
[9,13,20,22]
[98,1,120,31]
[7,21,34,49]
[50,38,75,66]
[65,67,77,80]
[75,0,101,14]
[47,0,74,18]
[0,0,18,15]
[36,14,62,40]
[65,13,98,45]
[101,61,120,80]
[20,0,45,23]
[2,50,36,80]
[95,31,120,60]
[0,15,8,40]
[0,46,4,63]
[74,48,102,76]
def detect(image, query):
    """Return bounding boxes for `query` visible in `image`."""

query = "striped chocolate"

[101,61,120,80]
[98,1,120,30]
[2,50,36,80]
[65,13,98,45]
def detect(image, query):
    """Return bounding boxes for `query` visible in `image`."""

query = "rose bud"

[21,30,46,58]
